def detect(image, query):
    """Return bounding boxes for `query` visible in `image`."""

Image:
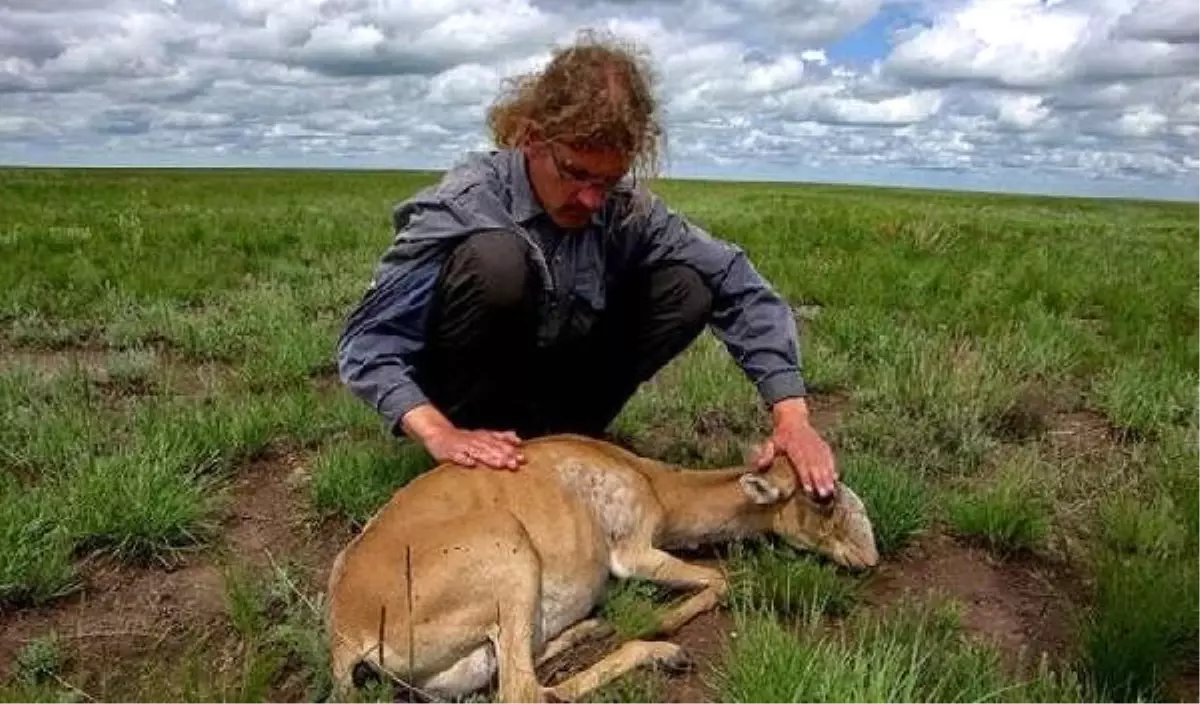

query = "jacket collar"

[508,148,545,224]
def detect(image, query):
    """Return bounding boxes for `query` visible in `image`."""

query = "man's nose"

[576,185,605,211]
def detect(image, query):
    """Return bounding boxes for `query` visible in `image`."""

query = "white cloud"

[1111,106,1169,138]
[801,49,829,65]
[817,90,943,125]
[0,115,46,134]
[1113,0,1199,43]
[886,0,1197,88]
[886,0,1092,88]
[992,94,1051,130]
[427,63,499,105]
[0,0,1194,196]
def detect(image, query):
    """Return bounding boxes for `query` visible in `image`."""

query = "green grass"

[726,541,860,618]
[1098,495,1187,559]
[719,598,1094,702]
[944,451,1052,557]
[1091,358,1198,442]
[1076,427,1199,701]
[600,579,670,640]
[1080,552,1198,702]
[14,632,64,686]
[838,453,931,556]
[1,167,1196,702]
[310,436,435,527]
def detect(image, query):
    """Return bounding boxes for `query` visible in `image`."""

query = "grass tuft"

[0,480,78,606]
[1098,495,1186,559]
[0,366,110,482]
[64,441,218,561]
[15,632,64,686]
[601,579,669,640]
[218,559,335,702]
[945,472,1050,558]
[719,598,1093,703]
[310,437,434,526]
[726,540,859,618]
[1080,552,1198,702]
[1091,359,1197,442]
[840,453,930,556]
[592,670,668,703]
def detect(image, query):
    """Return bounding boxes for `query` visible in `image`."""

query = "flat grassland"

[1,166,1196,702]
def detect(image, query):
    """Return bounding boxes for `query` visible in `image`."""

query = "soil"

[1043,409,1129,460]
[660,609,732,703]
[219,447,352,579]
[0,344,237,399]
[860,532,1085,677]
[0,445,351,700]
[0,358,1180,702]
[1172,662,1200,703]
[0,554,227,680]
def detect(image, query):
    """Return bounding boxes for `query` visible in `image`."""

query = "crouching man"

[336,30,838,501]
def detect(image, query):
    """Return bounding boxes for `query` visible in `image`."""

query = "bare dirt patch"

[1042,410,1128,460]
[219,447,352,582]
[0,446,352,700]
[0,343,237,399]
[861,533,1083,676]
[661,609,732,703]
[0,550,233,696]
[1171,662,1200,704]
[992,385,1057,442]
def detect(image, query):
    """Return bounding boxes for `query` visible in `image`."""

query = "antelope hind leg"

[536,618,615,667]
[542,639,690,703]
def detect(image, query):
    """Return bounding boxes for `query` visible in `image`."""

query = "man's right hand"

[425,427,525,469]
[400,404,526,470]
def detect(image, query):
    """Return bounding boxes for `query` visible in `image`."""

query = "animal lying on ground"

[326,433,879,702]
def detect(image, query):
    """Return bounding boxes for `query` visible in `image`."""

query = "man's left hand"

[752,397,839,501]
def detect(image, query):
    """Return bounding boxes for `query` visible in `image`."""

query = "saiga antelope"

[327,433,878,702]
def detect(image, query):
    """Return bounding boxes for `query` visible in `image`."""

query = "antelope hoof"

[655,643,694,674]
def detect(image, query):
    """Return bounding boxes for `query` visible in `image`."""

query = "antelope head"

[738,456,879,569]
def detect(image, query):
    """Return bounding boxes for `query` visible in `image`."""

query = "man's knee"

[646,264,713,328]
[440,230,532,311]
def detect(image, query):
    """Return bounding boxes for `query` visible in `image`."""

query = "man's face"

[524,140,632,230]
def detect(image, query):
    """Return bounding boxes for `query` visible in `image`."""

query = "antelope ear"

[739,473,784,505]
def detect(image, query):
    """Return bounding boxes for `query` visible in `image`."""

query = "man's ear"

[739,473,785,505]
[521,123,547,149]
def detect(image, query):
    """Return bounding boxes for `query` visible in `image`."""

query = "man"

[336,31,839,501]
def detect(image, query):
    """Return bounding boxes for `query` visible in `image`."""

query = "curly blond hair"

[486,28,665,183]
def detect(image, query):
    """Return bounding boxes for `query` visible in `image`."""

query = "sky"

[1,0,1197,201]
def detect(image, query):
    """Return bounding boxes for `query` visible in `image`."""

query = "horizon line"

[1,160,1196,205]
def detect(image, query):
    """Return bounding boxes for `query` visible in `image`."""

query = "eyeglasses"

[547,142,629,193]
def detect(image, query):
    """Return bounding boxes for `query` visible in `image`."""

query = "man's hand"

[400,404,526,470]
[752,397,839,501]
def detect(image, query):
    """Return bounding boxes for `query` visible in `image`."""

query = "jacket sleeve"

[619,190,806,405]
[335,201,460,433]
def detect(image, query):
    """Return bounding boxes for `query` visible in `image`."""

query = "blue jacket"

[336,149,806,431]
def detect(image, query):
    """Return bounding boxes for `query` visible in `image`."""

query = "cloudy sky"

[1,0,1197,200]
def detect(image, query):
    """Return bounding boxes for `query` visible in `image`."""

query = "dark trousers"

[414,230,712,438]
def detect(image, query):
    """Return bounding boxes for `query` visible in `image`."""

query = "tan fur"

[326,433,879,702]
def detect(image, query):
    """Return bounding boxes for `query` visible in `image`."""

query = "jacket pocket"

[563,264,607,340]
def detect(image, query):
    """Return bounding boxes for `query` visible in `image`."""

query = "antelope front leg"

[614,548,728,635]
